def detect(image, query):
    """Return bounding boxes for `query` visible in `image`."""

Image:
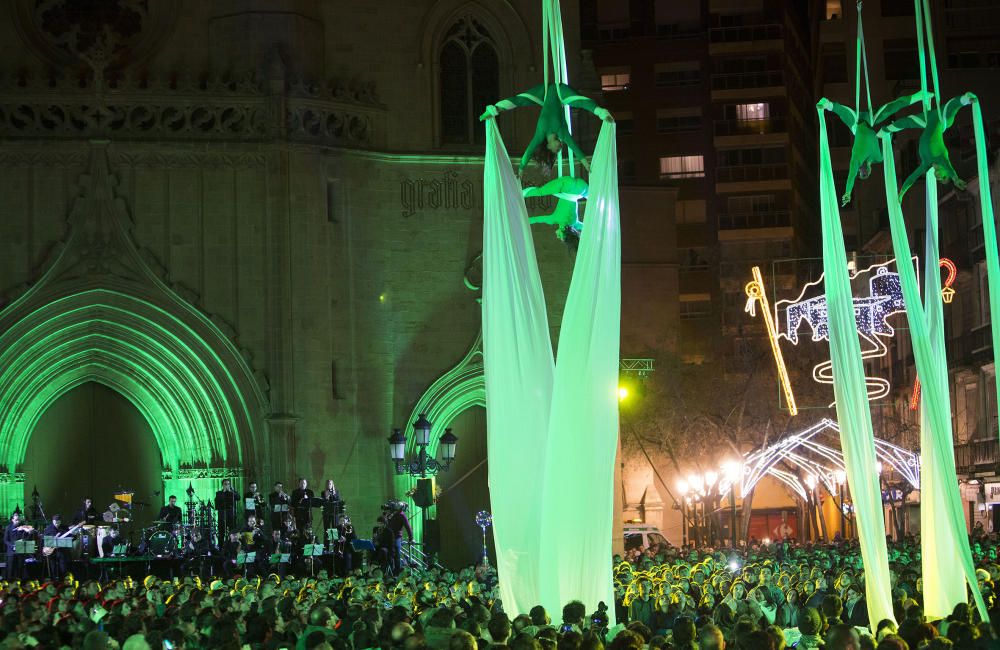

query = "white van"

[623,523,668,552]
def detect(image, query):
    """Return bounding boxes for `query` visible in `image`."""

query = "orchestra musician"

[320,479,343,533]
[214,479,239,544]
[4,512,34,580]
[291,477,315,532]
[240,514,265,576]
[244,481,265,522]
[222,531,242,578]
[182,529,214,578]
[157,495,183,527]
[42,514,71,580]
[72,498,99,526]
[268,482,290,531]
[101,527,121,557]
[333,515,356,576]
[267,528,292,578]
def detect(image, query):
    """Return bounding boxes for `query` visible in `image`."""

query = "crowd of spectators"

[3,535,1000,649]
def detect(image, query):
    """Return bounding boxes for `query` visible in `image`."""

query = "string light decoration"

[722,419,920,503]
[909,258,958,410]
[747,257,917,405]
[745,266,798,415]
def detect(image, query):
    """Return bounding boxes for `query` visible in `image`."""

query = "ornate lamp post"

[388,414,459,561]
[388,414,458,478]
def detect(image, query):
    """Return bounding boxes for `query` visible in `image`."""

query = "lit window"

[825,0,842,20]
[659,155,705,179]
[736,102,770,121]
[600,72,631,91]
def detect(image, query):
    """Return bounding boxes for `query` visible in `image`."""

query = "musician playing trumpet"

[268,481,290,532]
[245,481,265,522]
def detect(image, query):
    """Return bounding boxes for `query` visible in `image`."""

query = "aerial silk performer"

[482,0,619,620]
[482,85,611,177]
[524,175,588,244]
[814,1,896,627]
[881,93,974,200]
[875,0,991,621]
[818,90,927,206]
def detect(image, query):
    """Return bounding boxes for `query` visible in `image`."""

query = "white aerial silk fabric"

[482,119,620,619]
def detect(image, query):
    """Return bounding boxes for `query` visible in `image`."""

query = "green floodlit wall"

[0,288,261,515]
[393,334,486,544]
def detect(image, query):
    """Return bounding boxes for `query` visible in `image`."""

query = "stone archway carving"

[395,330,485,534]
[0,142,268,513]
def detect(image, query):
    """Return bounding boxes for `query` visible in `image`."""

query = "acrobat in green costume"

[480,83,613,176]
[880,93,975,201]
[523,175,589,242]
[818,90,929,206]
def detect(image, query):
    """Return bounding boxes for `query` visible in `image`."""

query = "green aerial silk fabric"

[538,121,620,619]
[482,119,621,619]
[880,131,989,620]
[817,106,895,626]
[971,100,1000,440]
[482,117,555,616]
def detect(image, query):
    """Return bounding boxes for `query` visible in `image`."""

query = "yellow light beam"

[745,265,798,416]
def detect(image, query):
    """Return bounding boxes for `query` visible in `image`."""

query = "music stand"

[269,552,291,565]
[236,552,256,567]
[15,540,36,555]
[245,498,257,511]
[352,538,376,572]
[303,543,324,577]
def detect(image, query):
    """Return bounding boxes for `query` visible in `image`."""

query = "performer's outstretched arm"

[898,161,931,203]
[842,150,864,207]
[559,131,591,171]
[518,130,546,175]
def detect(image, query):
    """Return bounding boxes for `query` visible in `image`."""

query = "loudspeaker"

[413,477,436,508]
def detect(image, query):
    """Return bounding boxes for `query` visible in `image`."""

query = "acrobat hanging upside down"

[818,90,930,207]
[879,92,976,201]
[523,175,589,245]
[480,83,613,177]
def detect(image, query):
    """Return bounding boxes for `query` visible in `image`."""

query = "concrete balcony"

[708,24,783,54]
[713,116,789,147]
[956,438,1000,478]
[718,210,791,230]
[710,71,785,101]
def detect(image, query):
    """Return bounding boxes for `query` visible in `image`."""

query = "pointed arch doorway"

[0,144,269,517]
[23,382,163,528]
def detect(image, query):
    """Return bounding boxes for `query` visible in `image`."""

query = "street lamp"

[388,413,459,478]
[833,469,847,539]
[388,414,459,563]
[677,480,690,546]
[703,471,718,545]
[721,461,742,549]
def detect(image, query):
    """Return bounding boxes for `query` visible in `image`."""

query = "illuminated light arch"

[395,331,485,538]
[0,143,268,513]
[722,419,919,503]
